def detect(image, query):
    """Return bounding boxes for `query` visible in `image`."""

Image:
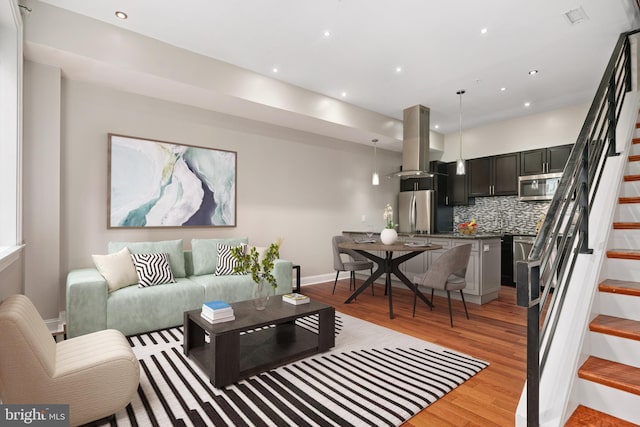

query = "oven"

[513,235,536,283]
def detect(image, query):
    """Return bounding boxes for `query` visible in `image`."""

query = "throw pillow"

[108,239,186,278]
[191,238,249,275]
[130,253,176,287]
[92,247,139,292]
[215,243,247,276]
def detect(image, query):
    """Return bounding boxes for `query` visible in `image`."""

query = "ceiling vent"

[564,7,589,25]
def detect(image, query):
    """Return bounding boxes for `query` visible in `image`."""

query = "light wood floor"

[302,280,527,427]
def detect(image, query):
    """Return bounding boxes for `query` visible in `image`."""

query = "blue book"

[203,300,231,311]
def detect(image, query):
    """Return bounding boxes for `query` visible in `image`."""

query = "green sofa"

[65,239,293,338]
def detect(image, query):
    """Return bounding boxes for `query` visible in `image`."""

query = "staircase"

[565,136,640,426]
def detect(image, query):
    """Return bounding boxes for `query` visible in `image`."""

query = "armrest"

[272,259,293,295]
[65,268,108,338]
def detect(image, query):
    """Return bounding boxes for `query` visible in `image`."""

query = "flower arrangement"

[384,204,397,229]
[231,239,281,289]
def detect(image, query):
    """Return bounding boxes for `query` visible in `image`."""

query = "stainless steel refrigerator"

[398,190,434,234]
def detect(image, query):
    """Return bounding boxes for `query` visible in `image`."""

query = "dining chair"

[412,243,472,327]
[332,235,374,295]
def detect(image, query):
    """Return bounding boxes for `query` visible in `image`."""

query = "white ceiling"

[28,0,640,148]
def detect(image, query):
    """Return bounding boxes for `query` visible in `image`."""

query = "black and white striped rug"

[100,312,488,426]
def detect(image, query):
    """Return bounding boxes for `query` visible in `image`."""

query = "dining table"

[337,239,443,319]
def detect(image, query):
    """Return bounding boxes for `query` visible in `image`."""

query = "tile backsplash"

[453,196,550,235]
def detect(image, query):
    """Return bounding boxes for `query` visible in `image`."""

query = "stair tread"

[624,174,640,181]
[633,137,640,144]
[612,222,640,229]
[578,356,640,396]
[590,315,640,341]
[599,279,640,296]
[630,154,640,162]
[607,250,640,260]
[619,197,640,204]
[565,405,638,426]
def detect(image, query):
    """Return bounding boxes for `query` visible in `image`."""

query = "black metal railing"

[516,29,639,426]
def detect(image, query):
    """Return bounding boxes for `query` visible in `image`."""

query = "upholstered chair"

[332,235,374,294]
[0,294,140,426]
[412,244,472,327]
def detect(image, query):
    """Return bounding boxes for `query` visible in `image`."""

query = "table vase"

[253,279,271,310]
[380,228,398,245]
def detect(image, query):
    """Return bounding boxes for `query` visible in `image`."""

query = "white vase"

[380,228,398,245]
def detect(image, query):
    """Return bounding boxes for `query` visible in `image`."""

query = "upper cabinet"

[468,153,520,197]
[520,144,573,175]
[445,161,469,205]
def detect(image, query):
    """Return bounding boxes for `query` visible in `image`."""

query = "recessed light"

[272,67,278,73]
[341,92,347,97]
[323,30,331,37]
[115,10,128,20]
[500,87,507,92]
[434,125,439,129]
[524,102,531,107]
[395,66,402,73]
[528,69,539,76]
[480,28,488,34]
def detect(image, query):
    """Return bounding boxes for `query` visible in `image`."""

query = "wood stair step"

[612,222,640,229]
[590,315,640,341]
[623,174,640,182]
[565,405,638,426]
[599,279,640,297]
[578,356,640,396]
[629,154,640,162]
[633,137,640,144]
[619,197,640,204]
[607,250,640,260]
[636,122,640,129]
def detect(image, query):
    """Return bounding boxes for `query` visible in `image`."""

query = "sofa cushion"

[92,247,138,292]
[215,243,246,276]
[130,253,176,287]
[108,239,186,278]
[189,274,257,303]
[191,238,248,275]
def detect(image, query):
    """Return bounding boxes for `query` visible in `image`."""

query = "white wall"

[439,103,589,162]
[23,61,60,318]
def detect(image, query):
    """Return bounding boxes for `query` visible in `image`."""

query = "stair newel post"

[516,259,541,426]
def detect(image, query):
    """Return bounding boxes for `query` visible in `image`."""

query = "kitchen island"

[342,231,502,304]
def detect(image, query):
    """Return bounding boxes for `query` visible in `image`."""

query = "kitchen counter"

[342,231,502,304]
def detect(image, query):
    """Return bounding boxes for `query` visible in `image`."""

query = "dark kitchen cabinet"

[446,161,468,205]
[400,177,433,192]
[468,153,520,197]
[521,144,572,175]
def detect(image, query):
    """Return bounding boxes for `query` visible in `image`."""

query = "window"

[0,0,23,272]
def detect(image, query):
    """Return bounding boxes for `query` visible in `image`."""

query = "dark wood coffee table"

[184,297,335,388]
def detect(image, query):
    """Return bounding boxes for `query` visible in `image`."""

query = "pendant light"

[372,139,380,186]
[456,90,466,175]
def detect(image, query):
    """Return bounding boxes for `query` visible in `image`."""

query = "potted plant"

[231,240,281,310]
[381,204,398,245]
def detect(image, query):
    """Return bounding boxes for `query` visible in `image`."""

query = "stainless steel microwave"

[518,172,563,201]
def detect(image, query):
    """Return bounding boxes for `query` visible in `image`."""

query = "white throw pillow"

[215,243,246,276]
[130,253,176,287]
[92,247,139,293]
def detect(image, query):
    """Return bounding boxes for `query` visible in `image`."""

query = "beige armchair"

[0,294,140,426]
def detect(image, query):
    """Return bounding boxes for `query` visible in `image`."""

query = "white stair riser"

[614,204,640,222]
[603,258,640,283]
[574,379,640,425]
[627,160,640,175]
[597,290,640,321]
[619,181,640,197]
[609,229,640,249]
[589,331,640,368]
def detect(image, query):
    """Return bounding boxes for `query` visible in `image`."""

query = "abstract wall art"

[108,134,236,228]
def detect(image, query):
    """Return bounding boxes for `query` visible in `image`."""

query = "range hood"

[389,104,433,178]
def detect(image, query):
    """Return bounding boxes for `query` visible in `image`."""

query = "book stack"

[201,300,235,324]
[282,293,310,305]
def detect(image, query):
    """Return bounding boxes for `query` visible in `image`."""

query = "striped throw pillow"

[215,243,246,276]
[131,253,176,287]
